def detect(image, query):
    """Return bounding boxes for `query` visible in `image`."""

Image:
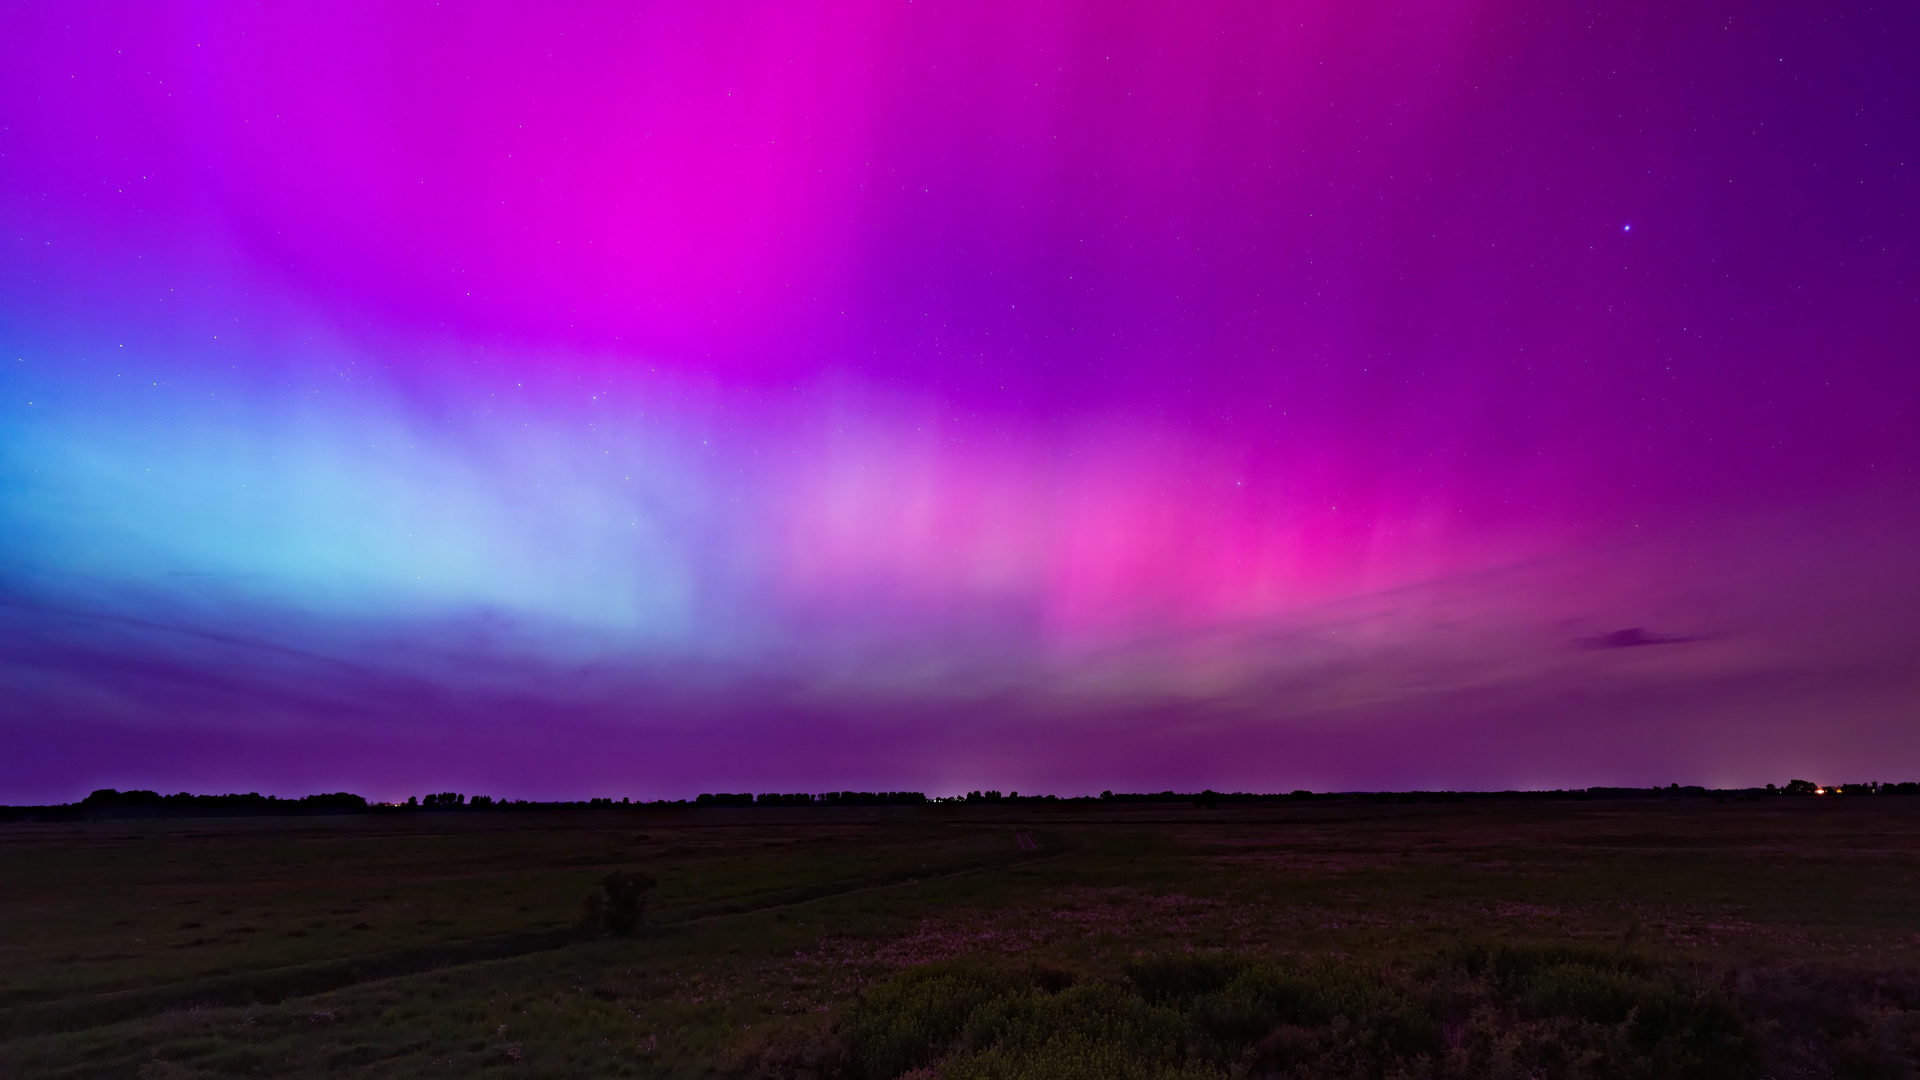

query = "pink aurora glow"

[1,0,1917,800]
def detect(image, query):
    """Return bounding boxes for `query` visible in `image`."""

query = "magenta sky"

[2,0,1917,802]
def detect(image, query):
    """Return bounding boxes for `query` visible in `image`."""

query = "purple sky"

[2,0,1917,802]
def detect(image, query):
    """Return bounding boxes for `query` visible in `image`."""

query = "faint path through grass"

[0,827,1066,1041]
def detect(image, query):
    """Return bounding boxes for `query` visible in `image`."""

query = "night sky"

[3,0,1917,803]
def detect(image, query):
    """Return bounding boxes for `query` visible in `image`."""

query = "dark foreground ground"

[2,798,1917,1078]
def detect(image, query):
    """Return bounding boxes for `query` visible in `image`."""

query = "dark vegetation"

[2,792,1918,1077]
[6,779,1912,822]
[582,871,660,937]
[836,948,1752,1080]
[700,794,933,808]
[0,789,370,822]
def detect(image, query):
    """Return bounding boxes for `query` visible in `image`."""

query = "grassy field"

[2,797,1917,1078]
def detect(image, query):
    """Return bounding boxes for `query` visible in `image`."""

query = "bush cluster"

[823,948,1753,1080]
[579,870,657,936]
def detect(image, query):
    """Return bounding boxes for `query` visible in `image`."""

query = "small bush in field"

[580,869,656,936]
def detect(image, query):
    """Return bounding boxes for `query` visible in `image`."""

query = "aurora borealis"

[2,0,1916,802]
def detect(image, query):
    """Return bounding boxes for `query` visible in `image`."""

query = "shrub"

[832,947,1754,1080]
[580,870,657,936]
[1124,954,1249,1006]
[843,963,1032,1080]
[942,981,1208,1080]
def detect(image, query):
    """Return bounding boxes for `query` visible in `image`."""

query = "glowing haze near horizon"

[2,0,1917,802]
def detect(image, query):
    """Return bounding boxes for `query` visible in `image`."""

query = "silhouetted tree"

[581,870,657,936]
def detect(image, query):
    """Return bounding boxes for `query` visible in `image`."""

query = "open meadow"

[3,797,1919,1079]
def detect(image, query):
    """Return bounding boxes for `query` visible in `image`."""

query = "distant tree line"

[1774,780,1919,796]
[0,788,367,822]
[5,780,1915,822]
[696,791,931,807]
